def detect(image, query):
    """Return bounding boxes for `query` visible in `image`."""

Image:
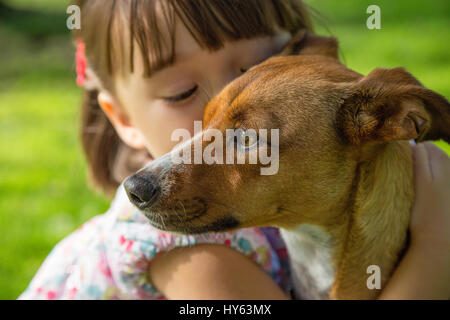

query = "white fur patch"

[281,224,336,299]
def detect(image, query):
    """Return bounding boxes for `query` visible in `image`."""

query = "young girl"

[19,0,449,300]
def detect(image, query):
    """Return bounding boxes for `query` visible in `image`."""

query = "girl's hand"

[379,142,450,299]
[410,142,450,248]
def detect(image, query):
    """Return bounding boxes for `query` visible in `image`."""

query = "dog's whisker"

[171,208,183,224]
[198,83,212,104]
[158,212,168,230]
[177,200,187,219]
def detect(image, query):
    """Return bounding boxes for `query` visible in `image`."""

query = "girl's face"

[99,18,291,160]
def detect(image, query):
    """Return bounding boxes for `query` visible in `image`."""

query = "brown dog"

[124,31,450,299]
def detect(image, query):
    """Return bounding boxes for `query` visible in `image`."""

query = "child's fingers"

[412,142,433,184]
[422,142,450,183]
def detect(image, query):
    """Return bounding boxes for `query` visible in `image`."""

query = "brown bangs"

[72,0,313,196]
[74,0,312,90]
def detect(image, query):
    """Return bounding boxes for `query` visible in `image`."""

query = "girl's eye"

[164,86,198,103]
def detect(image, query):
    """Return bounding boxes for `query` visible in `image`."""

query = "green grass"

[0,1,110,299]
[0,0,449,299]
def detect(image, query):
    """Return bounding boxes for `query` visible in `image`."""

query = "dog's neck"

[281,141,414,299]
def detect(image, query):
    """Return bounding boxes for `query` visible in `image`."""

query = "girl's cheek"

[135,97,207,157]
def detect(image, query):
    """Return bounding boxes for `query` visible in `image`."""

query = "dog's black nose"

[124,173,160,210]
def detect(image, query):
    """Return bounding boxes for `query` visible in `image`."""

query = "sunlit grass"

[0,3,110,298]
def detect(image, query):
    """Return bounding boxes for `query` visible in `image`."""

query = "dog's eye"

[237,129,258,149]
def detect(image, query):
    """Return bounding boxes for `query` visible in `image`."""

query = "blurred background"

[0,0,449,299]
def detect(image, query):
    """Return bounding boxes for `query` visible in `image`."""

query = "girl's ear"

[280,29,339,60]
[97,91,147,150]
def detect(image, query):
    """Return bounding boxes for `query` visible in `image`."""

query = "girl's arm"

[148,244,289,299]
[379,142,450,299]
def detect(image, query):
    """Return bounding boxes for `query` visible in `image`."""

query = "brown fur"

[125,31,450,299]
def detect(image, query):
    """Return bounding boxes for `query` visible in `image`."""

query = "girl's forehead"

[83,0,311,92]
[114,15,203,85]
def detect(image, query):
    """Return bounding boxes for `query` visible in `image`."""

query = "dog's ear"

[337,67,450,145]
[280,29,339,60]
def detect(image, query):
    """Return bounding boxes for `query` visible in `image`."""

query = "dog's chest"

[280,224,336,300]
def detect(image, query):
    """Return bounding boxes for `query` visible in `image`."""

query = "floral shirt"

[18,185,291,300]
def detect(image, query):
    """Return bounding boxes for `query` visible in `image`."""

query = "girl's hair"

[72,0,313,197]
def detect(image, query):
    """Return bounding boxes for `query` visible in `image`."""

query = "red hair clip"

[75,37,86,87]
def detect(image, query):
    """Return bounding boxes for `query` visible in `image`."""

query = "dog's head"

[124,31,450,234]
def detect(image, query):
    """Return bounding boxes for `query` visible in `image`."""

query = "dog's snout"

[124,173,160,210]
